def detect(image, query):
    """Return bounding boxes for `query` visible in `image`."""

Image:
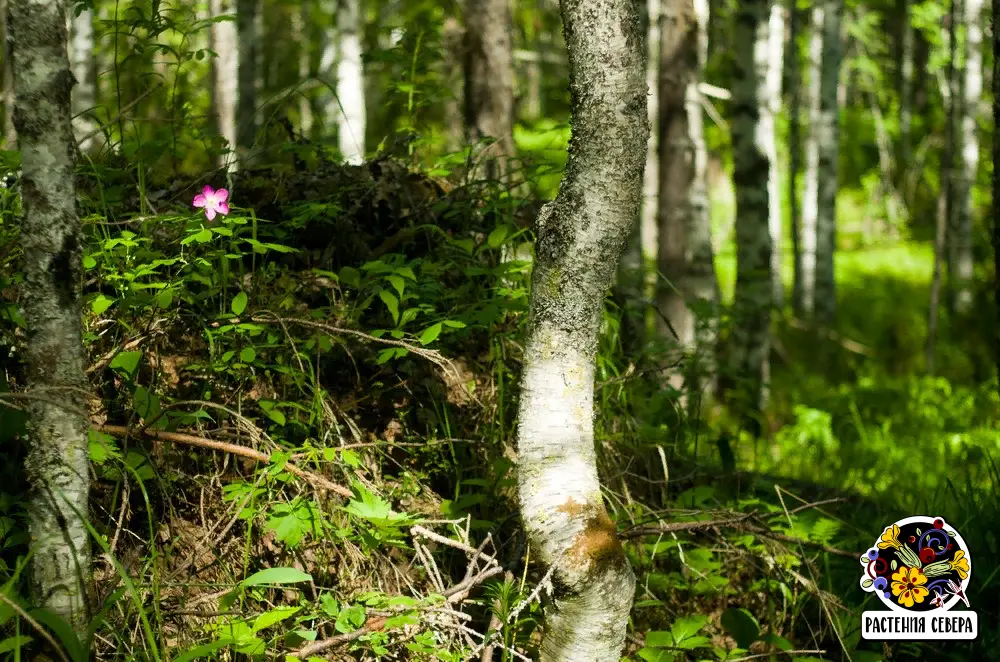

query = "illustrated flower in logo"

[891,566,929,608]
[860,515,972,614]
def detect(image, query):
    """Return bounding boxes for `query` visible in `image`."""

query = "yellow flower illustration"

[949,551,969,580]
[891,566,929,608]
[878,524,902,549]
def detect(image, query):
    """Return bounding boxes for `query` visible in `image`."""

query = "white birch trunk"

[9,0,92,635]
[337,0,366,164]
[70,5,98,152]
[799,5,823,317]
[762,2,784,308]
[730,0,774,423]
[517,0,646,657]
[952,0,982,314]
[296,4,314,137]
[813,0,842,324]
[788,0,803,314]
[210,0,239,170]
[641,0,661,269]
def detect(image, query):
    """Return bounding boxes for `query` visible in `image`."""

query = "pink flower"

[192,185,230,221]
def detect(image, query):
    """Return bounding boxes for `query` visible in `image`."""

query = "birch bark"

[337,0,366,164]
[517,0,646,657]
[9,0,92,636]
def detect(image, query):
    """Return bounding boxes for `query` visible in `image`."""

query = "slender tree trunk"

[516,0,646,657]
[9,0,92,636]
[946,0,962,310]
[898,0,913,174]
[730,0,773,427]
[813,0,842,324]
[993,0,1000,391]
[656,0,717,396]
[1,0,15,147]
[762,2,784,308]
[641,0,660,270]
[70,5,98,152]
[799,5,822,316]
[788,0,803,314]
[337,0,366,164]
[210,0,238,170]
[296,3,314,137]
[464,0,515,181]
[442,16,465,153]
[951,0,982,314]
[319,9,337,134]
[236,0,258,161]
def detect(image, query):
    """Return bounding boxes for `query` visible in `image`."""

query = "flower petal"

[205,208,217,221]
[193,194,207,207]
[217,201,230,215]
[215,188,229,202]
[202,185,215,197]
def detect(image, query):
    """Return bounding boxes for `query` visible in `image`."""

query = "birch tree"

[464,0,515,180]
[762,2,784,308]
[812,0,842,323]
[337,0,366,164]
[898,0,914,169]
[798,5,823,316]
[950,0,982,313]
[9,0,92,636]
[656,0,717,391]
[70,4,98,152]
[516,0,646,656]
[787,0,803,313]
[210,0,238,169]
[729,0,774,422]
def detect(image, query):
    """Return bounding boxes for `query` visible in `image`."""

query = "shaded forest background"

[0,0,998,659]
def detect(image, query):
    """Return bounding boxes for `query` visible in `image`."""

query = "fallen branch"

[296,565,504,657]
[97,424,353,498]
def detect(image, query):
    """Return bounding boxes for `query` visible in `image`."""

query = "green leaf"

[156,289,173,308]
[339,266,361,287]
[133,385,161,424]
[379,289,399,324]
[644,631,673,648]
[759,632,794,651]
[386,274,406,297]
[259,400,286,426]
[192,228,213,243]
[110,350,142,375]
[241,567,312,587]
[487,225,509,249]
[419,322,443,345]
[91,294,115,315]
[637,647,675,662]
[335,605,366,633]
[442,319,466,328]
[252,606,300,633]
[239,347,256,363]
[82,255,97,269]
[670,614,708,642]
[231,291,248,315]
[721,607,761,649]
[173,639,234,662]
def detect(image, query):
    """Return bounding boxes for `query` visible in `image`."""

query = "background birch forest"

[0,0,998,659]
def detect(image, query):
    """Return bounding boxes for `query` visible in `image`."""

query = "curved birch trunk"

[516,0,646,658]
[9,0,92,636]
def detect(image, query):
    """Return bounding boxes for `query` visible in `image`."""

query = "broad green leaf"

[335,605,366,633]
[156,290,173,308]
[670,614,708,642]
[252,606,300,633]
[110,350,142,375]
[133,385,161,424]
[644,631,673,648]
[379,289,399,324]
[82,255,97,269]
[91,294,115,315]
[721,607,760,649]
[241,567,312,587]
[386,274,406,297]
[231,291,248,315]
[759,632,794,651]
[173,639,233,662]
[419,322,442,345]
[239,347,256,363]
[339,266,361,287]
[443,319,466,328]
[637,647,674,662]
[487,225,509,248]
